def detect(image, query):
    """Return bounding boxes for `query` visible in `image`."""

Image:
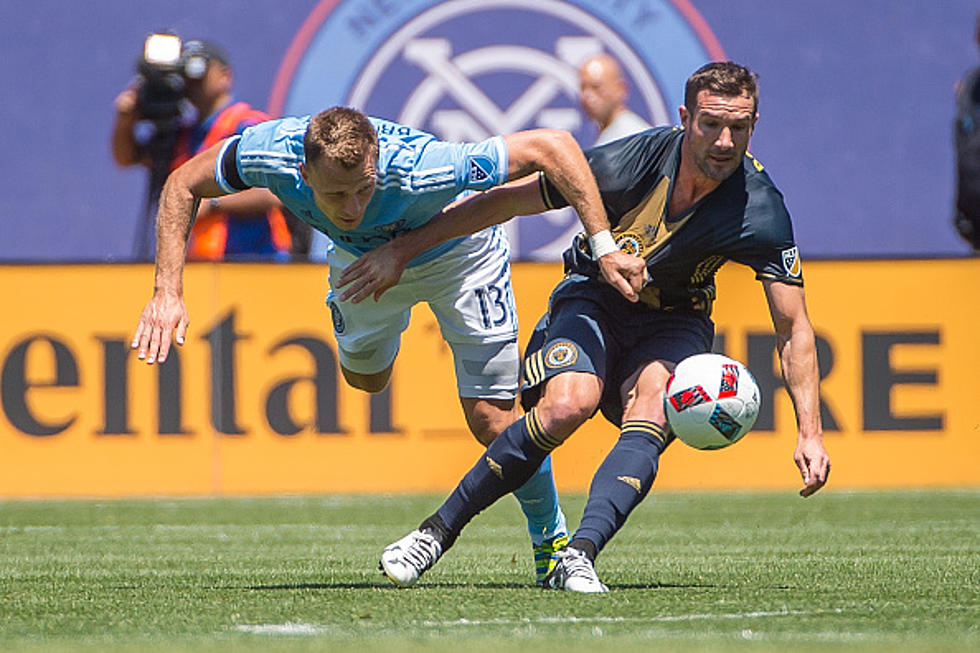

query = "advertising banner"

[1,259,976,497]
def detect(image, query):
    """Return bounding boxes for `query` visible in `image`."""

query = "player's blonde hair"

[304,107,378,169]
[684,61,759,115]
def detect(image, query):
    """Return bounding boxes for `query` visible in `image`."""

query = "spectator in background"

[954,13,980,252]
[112,39,303,260]
[578,53,652,146]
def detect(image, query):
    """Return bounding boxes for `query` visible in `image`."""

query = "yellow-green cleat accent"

[533,532,569,585]
[542,547,609,593]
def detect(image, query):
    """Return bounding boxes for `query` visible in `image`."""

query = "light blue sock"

[512,455,567,546]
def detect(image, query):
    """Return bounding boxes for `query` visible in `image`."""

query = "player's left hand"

[598,251,648,302]
[794,436,830,497]
[337,241,410,303]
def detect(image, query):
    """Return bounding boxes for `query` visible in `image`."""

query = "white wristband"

[588,229,619,259]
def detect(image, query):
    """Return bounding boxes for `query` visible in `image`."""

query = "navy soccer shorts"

[520,276,714,426]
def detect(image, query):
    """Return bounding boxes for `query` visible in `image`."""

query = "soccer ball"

[663,353,761,450]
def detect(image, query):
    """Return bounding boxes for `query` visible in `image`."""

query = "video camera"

[135,33,214,128]
[131,33,219,260]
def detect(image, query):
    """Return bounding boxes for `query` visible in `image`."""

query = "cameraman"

[112,39,296,260]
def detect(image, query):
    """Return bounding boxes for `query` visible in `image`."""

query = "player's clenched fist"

[131,289,189,365]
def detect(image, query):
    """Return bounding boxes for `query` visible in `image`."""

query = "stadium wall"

[2,0,977,261]
[1,260,977,497]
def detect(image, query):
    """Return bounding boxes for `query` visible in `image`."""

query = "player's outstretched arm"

[131,140,229,364]
[504,129,646,301]
[338,176,545,303]
[338,129,646,304]
[762,280,830,497]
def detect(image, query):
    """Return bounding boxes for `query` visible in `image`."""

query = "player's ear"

[299,162,308,184]
[678,105,689,127]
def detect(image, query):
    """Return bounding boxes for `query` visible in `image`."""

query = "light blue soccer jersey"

[214,115,509,265]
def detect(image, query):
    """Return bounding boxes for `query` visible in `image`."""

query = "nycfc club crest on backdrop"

[271,0,723,260]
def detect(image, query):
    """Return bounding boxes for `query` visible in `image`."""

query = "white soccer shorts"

[324,226,519,399]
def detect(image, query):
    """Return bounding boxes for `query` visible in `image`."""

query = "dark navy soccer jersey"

[540,126,803,313]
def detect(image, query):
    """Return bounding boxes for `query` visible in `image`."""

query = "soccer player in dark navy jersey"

[554,125,800,309]
[352,62,830,592]
[521,121,802,428]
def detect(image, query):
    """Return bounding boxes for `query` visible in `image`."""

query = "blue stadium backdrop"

[0,0,976,260]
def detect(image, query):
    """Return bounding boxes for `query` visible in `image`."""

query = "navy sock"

[435,408,558,544]
[567,538,597,562]
[573,420,668,557]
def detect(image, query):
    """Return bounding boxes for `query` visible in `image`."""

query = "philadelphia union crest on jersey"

[544,341,578,369]
[272,0,723,259]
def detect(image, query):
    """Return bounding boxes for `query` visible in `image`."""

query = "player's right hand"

[598,251,647,302]
[131,289,189,365]
[337,240,411,303]
[794,436,830,498]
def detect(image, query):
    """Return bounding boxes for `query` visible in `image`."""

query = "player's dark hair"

[684,61,759,114]
[304,107,378,169]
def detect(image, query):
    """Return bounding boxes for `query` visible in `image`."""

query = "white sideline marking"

[234,608,838,636]
[421,608,834,626]
[234,609,857,637]
[235,623,328,636]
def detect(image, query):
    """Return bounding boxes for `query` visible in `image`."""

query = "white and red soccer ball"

[664,353,761,450]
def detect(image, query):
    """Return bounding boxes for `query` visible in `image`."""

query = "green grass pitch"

[0,490,976,652]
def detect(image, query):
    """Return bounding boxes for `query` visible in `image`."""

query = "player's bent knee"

[539,398,595,440]
[341,366,392,394]
[537,373,601,440]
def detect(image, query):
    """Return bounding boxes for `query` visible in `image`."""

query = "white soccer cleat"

[542,547,609,593]
[379,529,443,587]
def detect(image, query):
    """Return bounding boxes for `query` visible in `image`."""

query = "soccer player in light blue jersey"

[131,106,646,585]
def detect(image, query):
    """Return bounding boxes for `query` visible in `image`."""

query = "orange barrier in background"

[1,259,977,497]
